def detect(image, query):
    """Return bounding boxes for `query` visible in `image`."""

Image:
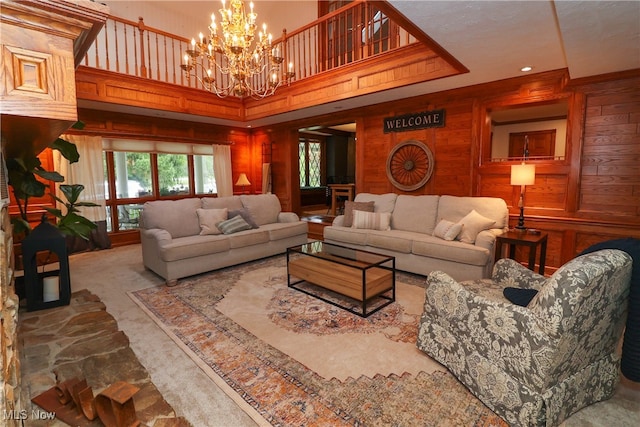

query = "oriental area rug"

[129,255,506,426]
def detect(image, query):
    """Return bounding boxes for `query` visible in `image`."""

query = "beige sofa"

[140,194,308,284]
[323,193,508,280]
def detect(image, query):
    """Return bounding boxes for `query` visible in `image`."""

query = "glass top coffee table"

[286,241,396,317]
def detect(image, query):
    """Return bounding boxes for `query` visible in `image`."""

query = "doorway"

[298,122,356,215]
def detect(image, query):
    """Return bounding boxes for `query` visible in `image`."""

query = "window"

[194,154,216,194]
[112,152,153,198]
[103,147,217,233]
[158,153,189,196]
[299,138,322,188]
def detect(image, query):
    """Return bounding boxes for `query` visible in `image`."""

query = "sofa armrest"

[140,228,173,246]
[277,212,300,223]
[332,215,345,227]
[474,229,501,251]
[491,258,547,290]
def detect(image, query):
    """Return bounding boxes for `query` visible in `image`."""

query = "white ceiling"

[88,1,640,128]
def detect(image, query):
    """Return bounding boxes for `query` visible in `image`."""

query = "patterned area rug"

[129,255,507,426]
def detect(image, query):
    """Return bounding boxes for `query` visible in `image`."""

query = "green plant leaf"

[44,207,63,219]
[74,201,101,208]
[60,184,84,204]
[11,217,32,235]
[51,138,80,163]
[57,212,97,240]
[33,168,64,182]
[19,173,47,198]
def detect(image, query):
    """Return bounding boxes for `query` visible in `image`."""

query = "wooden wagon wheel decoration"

[386,140,434,191]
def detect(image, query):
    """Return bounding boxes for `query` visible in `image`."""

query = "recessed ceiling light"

[521,66,533,72]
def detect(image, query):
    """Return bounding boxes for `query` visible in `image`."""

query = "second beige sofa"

[323,193,509,280]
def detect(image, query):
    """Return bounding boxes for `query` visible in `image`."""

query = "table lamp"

[235,173,251,194]
[510,163,535,230]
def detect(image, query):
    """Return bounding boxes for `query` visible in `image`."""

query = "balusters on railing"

[81,2,419,93]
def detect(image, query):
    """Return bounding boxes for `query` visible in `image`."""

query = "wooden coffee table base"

[287,249,395,318]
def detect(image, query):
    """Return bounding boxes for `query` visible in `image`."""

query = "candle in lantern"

[43,276,60,302]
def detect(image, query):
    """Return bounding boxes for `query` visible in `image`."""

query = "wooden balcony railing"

[80,0,418,94]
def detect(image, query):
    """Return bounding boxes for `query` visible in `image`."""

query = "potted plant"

[6,122,97,239]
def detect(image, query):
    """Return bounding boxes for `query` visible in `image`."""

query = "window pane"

[309,142,321,187]
[103,152,109,200]
[158,153,189,196]
[117,203,143,230]
[299,141,307,187]
[113,151,153,198]
[106,205,112,232]
[194,155,217,194]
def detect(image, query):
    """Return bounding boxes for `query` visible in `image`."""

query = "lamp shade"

[235,173,251,186]
[510,163,536,186]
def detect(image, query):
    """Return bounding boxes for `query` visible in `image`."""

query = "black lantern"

[21,215,71,311]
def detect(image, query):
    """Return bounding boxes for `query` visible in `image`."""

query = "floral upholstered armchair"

[417,249,632,427]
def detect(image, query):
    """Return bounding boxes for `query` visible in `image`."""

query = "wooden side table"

[495,230,548,275]
[328,184,355,216]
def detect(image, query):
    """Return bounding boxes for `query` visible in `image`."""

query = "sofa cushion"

[228,208,259,229]
[412,236,490,266]
[217,215,253,234]
[241,194,282,226]
[354,193,398,213]
[201,195,243,211]
[227,229,270,248]
[352,210,392,231]
[437,195,508,230]
[343,200,375,227]
[324,226,369,246]
[196,208,227,235]
[159,235,230,262]
[456,209,496,244]
[261,221,308,241]
[392,195,440,234]
[367,230,413,254]
[142,198,202,238]
[433,219,463,241]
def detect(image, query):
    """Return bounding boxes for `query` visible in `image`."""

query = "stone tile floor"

[18,289,189,427]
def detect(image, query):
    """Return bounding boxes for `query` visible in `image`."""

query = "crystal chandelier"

[181,0,294,99]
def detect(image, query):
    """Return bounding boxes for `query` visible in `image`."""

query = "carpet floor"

[129,255,507,426]
[66,244,639,426]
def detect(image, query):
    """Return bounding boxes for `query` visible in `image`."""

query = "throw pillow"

[503,287,539,307]
[228,208,259,229]
[216,215,252,235]
[196,208,227,235]
[343,201,375,227]
[433,219,463,241]
[456,209,496,244]
[351,210,392,231]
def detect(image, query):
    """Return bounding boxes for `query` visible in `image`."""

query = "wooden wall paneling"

[77,108,247,145]
[75,67,244,122]
[578,79,640,219]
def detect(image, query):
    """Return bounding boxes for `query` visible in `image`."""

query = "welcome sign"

[383,109,445,133]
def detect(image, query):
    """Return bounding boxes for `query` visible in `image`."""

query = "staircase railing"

[80,0,418,93]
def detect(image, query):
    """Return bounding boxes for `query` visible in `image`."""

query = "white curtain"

[213,144,233,197]
[53,135,106,222]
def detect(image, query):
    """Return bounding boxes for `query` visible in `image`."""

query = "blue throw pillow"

[503,287,538,307]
